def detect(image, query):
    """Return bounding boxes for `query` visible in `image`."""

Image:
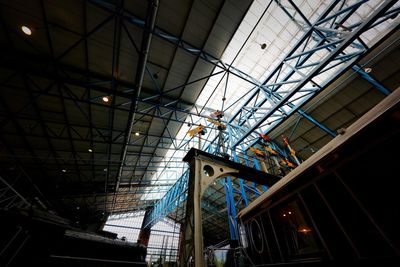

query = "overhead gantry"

[179,148,280,267]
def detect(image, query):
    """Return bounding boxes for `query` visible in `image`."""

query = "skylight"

[142,0,400,201]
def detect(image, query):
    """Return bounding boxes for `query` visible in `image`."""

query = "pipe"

[112,0,159,211]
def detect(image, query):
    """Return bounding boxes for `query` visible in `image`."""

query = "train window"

[238,223,248,248]
[269,197,322,262]
[249,218,264,254]
[301,185,356,260]
[260,212,281,263]
[335,133,400,252]
[317,173,395,258]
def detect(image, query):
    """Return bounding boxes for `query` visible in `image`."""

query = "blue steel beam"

[285,1,392,100]
[254,0,397,138]
[41,1,333,176]
[89,0,336,138]
[129,1,397,228]
[142,144,274,229]
[229,0,343,124]
[270,0,391,135]
[231,1,396,148]
[224,177,238,240]
[0,63,225,133]
[143,171,189,229]
[232,151,249,207]
[205,1,350,151]
[89,0,263,89]
[1,68,256,152]
[221,150,268,240]
[272,93,337,138]
[352,65,391,96]
[226,0,395,149]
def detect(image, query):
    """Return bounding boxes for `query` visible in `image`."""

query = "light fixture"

[21,25,32,36]
[88,148,93,153]
[363,67,372,73]
[102,96,109,102]
[135,132,140,136]
[298,227,312,233]
[255,41,267,50]
[62,169,67,173]
[260,43,267,50]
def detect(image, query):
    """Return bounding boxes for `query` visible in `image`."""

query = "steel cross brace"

[179,148,279,267]
[224,176,238,240]
[142,171,189,229]
[352,65,391,96]
[231,1,397,149]
[88,0,335,140]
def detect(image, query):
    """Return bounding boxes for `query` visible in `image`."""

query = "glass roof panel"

[141,0,400,200]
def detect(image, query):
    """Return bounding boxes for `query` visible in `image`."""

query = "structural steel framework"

[0,0,398,242]
[178,148,279,266]
[142,0,398,235]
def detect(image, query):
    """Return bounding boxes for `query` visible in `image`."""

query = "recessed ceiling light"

[102,96,109,102]
[21,25,32,36]
[363,67,372,73]
[88,148,93,153]
[62,169,67,173]
[135,132,140,136]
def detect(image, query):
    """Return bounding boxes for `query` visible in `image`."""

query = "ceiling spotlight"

[21,25,32,36]
[153,73,159,79]
[363,67,372,73]
[102,96,109,102]
[62,169,67,173]
[135,132,140,136]
[260,43,267,50]
[88,148,93,153]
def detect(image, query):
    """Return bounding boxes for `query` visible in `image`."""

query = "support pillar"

[224,177,238,240]
[352,65,391,96]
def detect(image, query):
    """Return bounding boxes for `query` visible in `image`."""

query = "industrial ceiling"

[0,0,399,243]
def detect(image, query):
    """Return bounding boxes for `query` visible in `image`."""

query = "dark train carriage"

[237,89,400,266]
